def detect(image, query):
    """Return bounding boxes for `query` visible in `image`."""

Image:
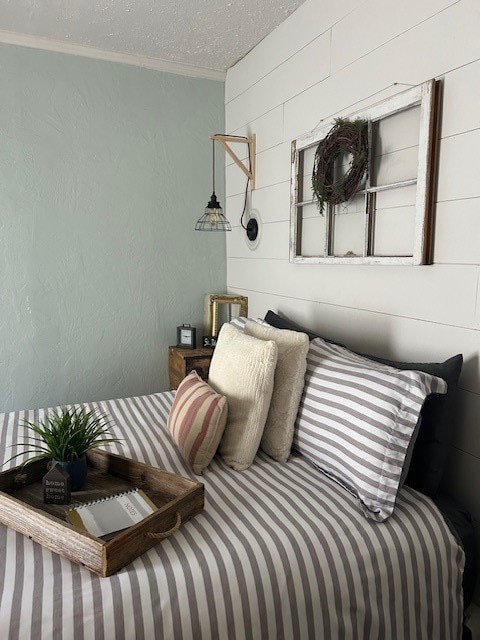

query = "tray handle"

[146,512,182,540]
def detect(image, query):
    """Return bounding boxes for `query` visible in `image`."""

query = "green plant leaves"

[4,407,122,467]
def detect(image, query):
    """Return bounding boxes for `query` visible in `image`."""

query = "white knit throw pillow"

[208,323,278,470]
[245,320,309,462]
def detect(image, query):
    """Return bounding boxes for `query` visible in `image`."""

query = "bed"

[0,390,466,640]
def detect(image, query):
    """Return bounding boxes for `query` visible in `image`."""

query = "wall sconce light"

[195,139,231,232]
[195,134,257,240]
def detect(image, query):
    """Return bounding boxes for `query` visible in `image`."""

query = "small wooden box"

[0,450,204,577]
[169,346,214,390]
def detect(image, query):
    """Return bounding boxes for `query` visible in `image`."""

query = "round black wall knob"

[246,218,258,241]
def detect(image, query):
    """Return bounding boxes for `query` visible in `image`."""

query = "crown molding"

[0,29,226,82]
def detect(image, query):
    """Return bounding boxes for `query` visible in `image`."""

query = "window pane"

[372,183,417,256]
[375,183,417,208]
[298,146,316,204]
[299,203,326,257]
[371,105,420,186]
[330,193,365,257]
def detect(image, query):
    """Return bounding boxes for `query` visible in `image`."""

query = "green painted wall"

[0,43,226,412]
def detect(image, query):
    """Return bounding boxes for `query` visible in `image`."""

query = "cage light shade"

[195,192,232,232]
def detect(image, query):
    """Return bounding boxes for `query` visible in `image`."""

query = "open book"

[66,488,157,538]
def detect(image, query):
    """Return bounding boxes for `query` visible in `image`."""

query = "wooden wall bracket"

[211,134,256,190]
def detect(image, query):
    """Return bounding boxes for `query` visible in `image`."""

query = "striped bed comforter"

[0,392,464,640]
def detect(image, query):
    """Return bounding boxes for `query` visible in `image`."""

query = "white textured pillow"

[295,338,447,521]
[208,323,278,470]
[245,320,309,462]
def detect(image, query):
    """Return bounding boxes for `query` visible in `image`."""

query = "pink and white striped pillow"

[167,370,228,474]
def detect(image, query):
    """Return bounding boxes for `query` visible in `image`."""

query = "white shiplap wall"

[225,0,480,603]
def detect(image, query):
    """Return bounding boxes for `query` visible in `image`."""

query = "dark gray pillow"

[366,352,462,497]
[264,310,463,497]
[264,310,320,340]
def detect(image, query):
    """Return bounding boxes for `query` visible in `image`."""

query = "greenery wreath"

[311,118,369,213]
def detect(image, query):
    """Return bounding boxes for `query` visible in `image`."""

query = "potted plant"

[7,407,121,490]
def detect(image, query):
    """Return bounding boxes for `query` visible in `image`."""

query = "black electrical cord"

[240,172,250,231]
[211,138,216,193]
[213,134,251,229]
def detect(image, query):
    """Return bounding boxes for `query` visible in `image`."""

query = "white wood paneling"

[434,198,480,265]
[254,143,292,191]
[226,143,291,196]
[225,182,290,228]
[226,32,330,134]
[250,181,290,224]
[330,0,459,73]
[225,0,361,102]
[229,106,284,154]
[441,59,480,138]
[284,78,402,145]
[284,0,480,143]
[227,289,480,395]
[228,258,479,329]
[437,130,480,202]
[227,221,290,261]
[226,0,480,603]
[224,192,249,228]
[225,159,251,197]
[476,274,480,329]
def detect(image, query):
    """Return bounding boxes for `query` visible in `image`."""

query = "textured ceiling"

[0,0,306,73]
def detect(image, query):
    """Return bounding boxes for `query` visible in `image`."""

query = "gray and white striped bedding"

[294,338,447,522]
[0,392,464,639]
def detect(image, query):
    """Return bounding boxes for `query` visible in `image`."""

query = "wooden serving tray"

[0,449,204,577]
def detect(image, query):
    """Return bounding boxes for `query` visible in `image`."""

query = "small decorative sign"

[202,335,217,348]
[43,464,71,505]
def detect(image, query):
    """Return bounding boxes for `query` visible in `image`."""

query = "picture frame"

[202,335,218,348]
[208,294,248,337]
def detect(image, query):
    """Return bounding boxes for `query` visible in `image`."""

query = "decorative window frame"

[289,80,440,265]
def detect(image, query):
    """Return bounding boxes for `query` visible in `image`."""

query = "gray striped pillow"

[294,338,447,522]
[229,316,269,332]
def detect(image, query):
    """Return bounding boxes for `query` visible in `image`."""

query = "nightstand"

[168,346,214,390]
